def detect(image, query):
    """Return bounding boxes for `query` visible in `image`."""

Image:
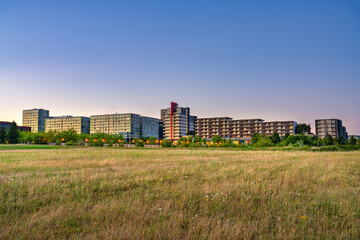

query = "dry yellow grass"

[0,148,359,239]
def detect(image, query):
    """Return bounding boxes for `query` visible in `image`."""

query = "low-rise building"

[0,121,31,132]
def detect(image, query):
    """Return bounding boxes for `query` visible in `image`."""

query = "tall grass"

[0,149,359,239]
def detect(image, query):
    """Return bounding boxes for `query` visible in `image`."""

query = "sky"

[0,0,359,134]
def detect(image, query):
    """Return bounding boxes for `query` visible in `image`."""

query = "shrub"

[65,140,76,146]
[55,139,62,145]
[253,139,274,148]
[161,139,173,148]
[189,143,200,148]
[285,135,313,146]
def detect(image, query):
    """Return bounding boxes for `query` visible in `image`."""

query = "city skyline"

[1,1,359,134]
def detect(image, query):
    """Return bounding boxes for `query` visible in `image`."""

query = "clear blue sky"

[0,0,359,134]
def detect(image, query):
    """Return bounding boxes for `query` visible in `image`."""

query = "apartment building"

[196,117,233,139]
[315,119,347,139]
[230,119,266,139]
[0,121,31,132]
[257,121,297,137]
[160,102,196,140]
[22,109,49,132]
[45,116,90,134]
[196,117,296,139]
[90,113,159,141]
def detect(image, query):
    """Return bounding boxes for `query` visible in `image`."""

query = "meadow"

[0,148,359,239]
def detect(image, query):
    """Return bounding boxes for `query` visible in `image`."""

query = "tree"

[212,135,222,143]
[335,136,345,145]
[295,123,311,135]
[282,133,290,141]
[0,126,6,144]
[349,136,357,146]
[7,121,20,144]
[251,132,263,144]
[186,131,195,136]
[269,132,281,144]
[323,134,334,146]
[161,139,173,147]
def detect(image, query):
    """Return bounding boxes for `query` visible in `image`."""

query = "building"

[196,117,296,140]
[90,113,159,141]
[315,119,348,139]
[160,102,196,140]
[0,121,31,132]
[22,109,49,132]
[45,116,90,134]
[196,117,233,139]
[348,135,360,139]
[140,116,160,138]
[159,121,164,139]
[257,121,297,137]
[229,119,266,139]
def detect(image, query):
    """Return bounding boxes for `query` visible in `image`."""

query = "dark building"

[0,121,31,132]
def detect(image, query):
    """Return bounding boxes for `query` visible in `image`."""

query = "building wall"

[161,103,196,140]
[140,116,159,138]
[22,109,49,132]
[90,113,141,140]
[45,116,90,134]
[196,118,296,139]
[0,121,31,132]
[315,119,347,139]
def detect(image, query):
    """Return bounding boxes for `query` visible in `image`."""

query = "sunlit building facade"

[90,113,159,141]
[22,109,49,132]
[161,102,196,140]
[196,117,296,140]
[45,116,90,134]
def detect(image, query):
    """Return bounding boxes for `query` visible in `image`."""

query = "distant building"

[348,135,360,139]
[195,118,296,140]
[196,117,233,139]
[160,102,196,140]
[140,116,160,138]
[45,116,90,134]
[315,119,348,139]
[0,121,31,132]
[90,113,159,141]
[257,121,297,137]
[22,109,49,132]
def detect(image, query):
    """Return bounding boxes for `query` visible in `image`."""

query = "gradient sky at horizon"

[0,0,359,134]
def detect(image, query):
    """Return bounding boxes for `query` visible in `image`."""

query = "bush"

[253,139,274,148]
[285,135,313,146]
[55,139,62,145]
[136,141,144,147]
[65,140,76,146]
[189,143,200,148]
[161,139,173,148]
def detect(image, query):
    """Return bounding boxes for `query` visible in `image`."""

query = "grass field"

[0,148,359,239]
